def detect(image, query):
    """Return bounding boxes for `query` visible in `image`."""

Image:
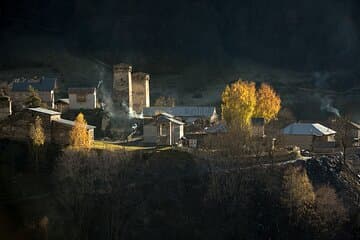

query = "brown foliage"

[314,186,348,237]
[281,166,315,224]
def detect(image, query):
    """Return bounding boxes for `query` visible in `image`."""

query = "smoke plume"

[320,96,340,117]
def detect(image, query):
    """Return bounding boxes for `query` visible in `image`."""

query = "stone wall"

[0,97,11,120]
[132,72,150,114]
[112,64,132,110]
[51,121,94,145]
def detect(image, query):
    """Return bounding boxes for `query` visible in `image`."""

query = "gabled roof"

[12,77,57,92]
[349,121,360,129]
[157,114,185,125]
[53,118,96,129]
[282,123,336,136]
[143,106,217,118]
[157,112,175,118]
[55,98,70,104]
[28,107,61,115]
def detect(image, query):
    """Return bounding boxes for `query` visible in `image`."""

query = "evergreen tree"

[25,86,43,108]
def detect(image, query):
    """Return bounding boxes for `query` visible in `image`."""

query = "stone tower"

[112,63,133,112]
[132,72,150,114]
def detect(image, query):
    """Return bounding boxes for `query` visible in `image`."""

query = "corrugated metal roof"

[28,107,61,115]
[12,77,57,92]
[53,118,96,129]
[143,106,216,117]
[282,123,336,136]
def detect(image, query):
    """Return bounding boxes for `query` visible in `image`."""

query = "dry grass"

[92,140,157,152]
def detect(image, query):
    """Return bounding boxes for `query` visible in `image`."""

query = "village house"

[346,121,360,146]
[9,76,57,109]
[143,113,185,145]
[68,87,97,110]
[0,107,95,145]
[55,98,70,112]
[143,106,218,124]
[0,96,11,120]
[282,122,336,149]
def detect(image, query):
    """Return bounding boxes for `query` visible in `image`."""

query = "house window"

[77,94,86,102]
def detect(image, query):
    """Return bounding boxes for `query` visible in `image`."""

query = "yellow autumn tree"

[29,116,45,172]
[29,116,45,146]
[221,80,256,127]
[254,83,281,122]
[70,113,91,148]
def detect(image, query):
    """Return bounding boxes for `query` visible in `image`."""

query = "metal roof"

[167,117,185,125]
[157,114,185,125]
[12,77,57,92]
[53,118,96,129]
[55,98,70,104]
[143,106,217,118]
[282,123,336,136]
[28,107,61,115]
[158,112,175,118]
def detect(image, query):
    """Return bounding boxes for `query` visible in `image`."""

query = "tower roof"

[113,63,132,71]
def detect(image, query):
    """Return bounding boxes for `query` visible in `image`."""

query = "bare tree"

[281,166,315,225]
[332,116,353,164]
[53,149,145,240]
[314,186,348,238]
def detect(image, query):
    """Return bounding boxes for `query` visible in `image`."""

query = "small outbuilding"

[55,98,70,112]
[282,123,336,149]
[68,88,97,110]
[143,113,185,145]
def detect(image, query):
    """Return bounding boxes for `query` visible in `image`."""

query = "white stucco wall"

[69,93,97,109]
